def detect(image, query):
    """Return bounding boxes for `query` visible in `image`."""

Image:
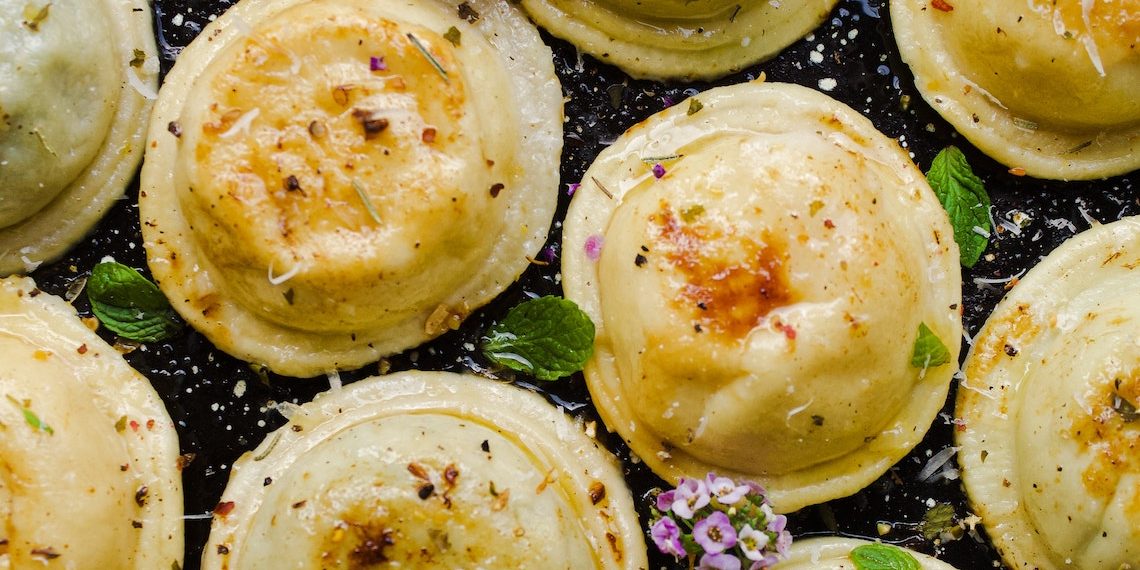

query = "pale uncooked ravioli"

[891,0,1140,180]
[519,0,837,81]
[0,276,183,568]
[0,0,157,275]
[203,371,647,569]
[562,81,962,513]
[957,216,1140,570]
[775,537,961,569]
[140,0,561,377]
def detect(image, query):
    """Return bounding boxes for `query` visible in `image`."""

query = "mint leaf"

[926,146,991,267]
[87,261,182,342]
[911,323,951,369]
[850,543,921,570]
[481,296,595,381]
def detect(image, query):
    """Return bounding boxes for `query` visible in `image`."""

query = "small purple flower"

[662,95,675,107]
[707,473,750,505]
[747,556,779,570]
[693,511,737,554]
[737,524,770,561]
[774,529,792,558]
[652,163,667,179]
[369,56,387,71]
[670,477,710,519]
[762,503,787,535]
[656,489,676,513]
[566,182,581,196]
[650,517,686,558]
[584,235,604,261]
[745,480,767,497]
[698,552,742,570]
[539,245,558,263]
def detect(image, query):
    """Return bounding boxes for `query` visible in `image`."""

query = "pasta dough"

[0,0,157,274]
[0,276,183,569]
[776,537,960,568]
[957,216,1140,569]
[140,0,562,377]
[519,0,838,81]
[563,81,962,513]
[203,371,647,569]
[892,0,1140,179]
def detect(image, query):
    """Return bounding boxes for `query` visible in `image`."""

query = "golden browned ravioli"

[957,216,1140,569]
[0,276,183,568]
[0,0,157,275]
[892,0,1140,180]
[203,371,647,569]
[140,0,562,377]
[776,538,962,569]
[518,0,838,81]
[563,81,962,513]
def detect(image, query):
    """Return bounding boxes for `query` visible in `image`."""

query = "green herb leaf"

[921,502,957,540]
[925,146,991,267]
[407,33,449,84]
[1113,390,1139,422]
[7,396,53,435]
[87,261,182,342]
[443,26,461,46]
[850,543,921,570]
[911,323,951,369]
[352,179,382,224]
[481,296,595,381]
[687,98,704,115]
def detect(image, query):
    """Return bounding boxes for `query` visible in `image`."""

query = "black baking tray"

[28,0,1137,568]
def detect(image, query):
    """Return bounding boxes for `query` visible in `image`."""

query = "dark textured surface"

[27,1,1136,568]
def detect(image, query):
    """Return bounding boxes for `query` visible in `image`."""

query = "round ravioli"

[891,0,1140,180]
[0,0,157,275]
[519,0,837,81]
[0,276,182,568]
[957,216,1140,569]
[140,0,561,377]
[776,537,960,569]
[203,371,647,569]
[562,81,962,513]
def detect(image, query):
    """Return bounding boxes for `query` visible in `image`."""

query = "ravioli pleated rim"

[891,0,1140,180]
[0,276,183,568]
[775,537,960,569]
[562,81,962,513]
[0,0,157,275]
[202,371,647,569]
[140,0,562,377]
[519,0,838,81]
[956,217,1140,569]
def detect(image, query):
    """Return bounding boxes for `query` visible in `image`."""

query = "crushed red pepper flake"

[30,547,60,560]
[407,462,430,480]
[213,501,236,516]
[177,453,197,470]
[351,108,389,139]
[588,481,607,505]
[135,486,149,507]
[931,0,954,11]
